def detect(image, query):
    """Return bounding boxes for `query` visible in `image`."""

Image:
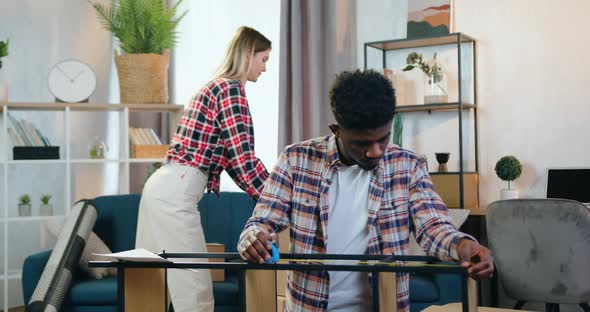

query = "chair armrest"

[22,249,52,304]
[432,263,463,303]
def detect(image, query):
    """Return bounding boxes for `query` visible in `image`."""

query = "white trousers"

[135,164,215,312]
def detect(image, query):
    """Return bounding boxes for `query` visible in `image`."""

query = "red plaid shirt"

[166,78,268,199]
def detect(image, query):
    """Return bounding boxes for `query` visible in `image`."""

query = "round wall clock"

[48,59,97,103]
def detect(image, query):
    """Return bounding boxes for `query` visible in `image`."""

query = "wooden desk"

[466,208,487,216]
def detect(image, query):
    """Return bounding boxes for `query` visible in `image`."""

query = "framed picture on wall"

[407,0,452,38]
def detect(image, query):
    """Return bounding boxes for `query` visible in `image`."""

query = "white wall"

[455,0,590,208]
[172,0,280,192]
[358,1,590,310]
[357,0,590,209]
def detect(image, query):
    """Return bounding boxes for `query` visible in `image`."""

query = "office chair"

[487,199,590,312]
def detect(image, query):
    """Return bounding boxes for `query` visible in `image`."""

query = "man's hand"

[238,227,277,263]
[458,238,494,280]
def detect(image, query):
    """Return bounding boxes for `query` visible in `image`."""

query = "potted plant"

[88,0,187,104]
[40,194,53,216]
[402,51,448,104]
[88,136,108,159]
[0,38,8,102]
[495,155,523,200]
[18,194,31,217]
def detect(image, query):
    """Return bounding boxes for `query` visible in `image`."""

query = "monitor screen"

[546,168,590,203]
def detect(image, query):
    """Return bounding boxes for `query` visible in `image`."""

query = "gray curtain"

[278,0,358,150]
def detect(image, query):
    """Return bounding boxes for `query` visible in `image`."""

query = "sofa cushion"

[68,275,240,306]
[409,273,439,302]
[69,277,117,305]
[93,195,141,252]
[198,193,256,252]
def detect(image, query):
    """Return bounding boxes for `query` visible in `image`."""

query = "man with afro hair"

[238,69,493,312]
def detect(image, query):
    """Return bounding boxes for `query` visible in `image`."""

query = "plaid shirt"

[166,78,268,199]
[239,135,473,312]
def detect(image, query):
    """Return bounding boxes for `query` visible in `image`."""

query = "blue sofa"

[22,193,461,312]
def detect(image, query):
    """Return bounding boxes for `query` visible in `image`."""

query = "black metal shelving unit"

[364,33,478,209]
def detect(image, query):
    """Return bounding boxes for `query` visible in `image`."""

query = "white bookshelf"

[0,102,184,310]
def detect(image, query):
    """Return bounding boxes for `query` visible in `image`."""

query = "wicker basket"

[131,144,169,159]
[115,50,170,104]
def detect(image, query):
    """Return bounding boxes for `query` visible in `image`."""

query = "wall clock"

[48,59,97,103]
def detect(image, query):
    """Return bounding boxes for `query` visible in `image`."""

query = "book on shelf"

[7,113,53,147]
[147,128,162,144]
[129,127,162,145]
[8,128,24,146]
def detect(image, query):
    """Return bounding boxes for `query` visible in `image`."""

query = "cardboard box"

[131,144,168,158]
[277,229,290,298]
[277,295,286,312]
[430,173,479,208]
[276,270,288,297]
[206,243,225,282]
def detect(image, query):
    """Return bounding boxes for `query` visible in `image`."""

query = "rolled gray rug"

[26,199,97,312]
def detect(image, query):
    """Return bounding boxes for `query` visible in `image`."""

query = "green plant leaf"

[402,65,415,71]
[41,194,52,205]
[19,194,31,204]
[0,39,9,58]
[88,0,187,54]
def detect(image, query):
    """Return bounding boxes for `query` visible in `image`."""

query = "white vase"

[500,189,519,200]
[424,73,448,104]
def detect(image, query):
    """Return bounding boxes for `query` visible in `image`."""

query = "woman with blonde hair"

[135,26,271,312]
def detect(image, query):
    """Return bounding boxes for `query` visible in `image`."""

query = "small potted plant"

[18,194,31,217]
[40,194,53,216]
[0,38,9,101]
[402,51,448,104]
[88,136,108,159]
[495,155,523,200]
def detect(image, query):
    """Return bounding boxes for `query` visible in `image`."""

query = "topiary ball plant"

[495,155,522,189]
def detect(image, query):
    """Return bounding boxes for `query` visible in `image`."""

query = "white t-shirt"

[327,164,373,312]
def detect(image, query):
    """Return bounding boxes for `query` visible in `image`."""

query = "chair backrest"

[487,199,590,304]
